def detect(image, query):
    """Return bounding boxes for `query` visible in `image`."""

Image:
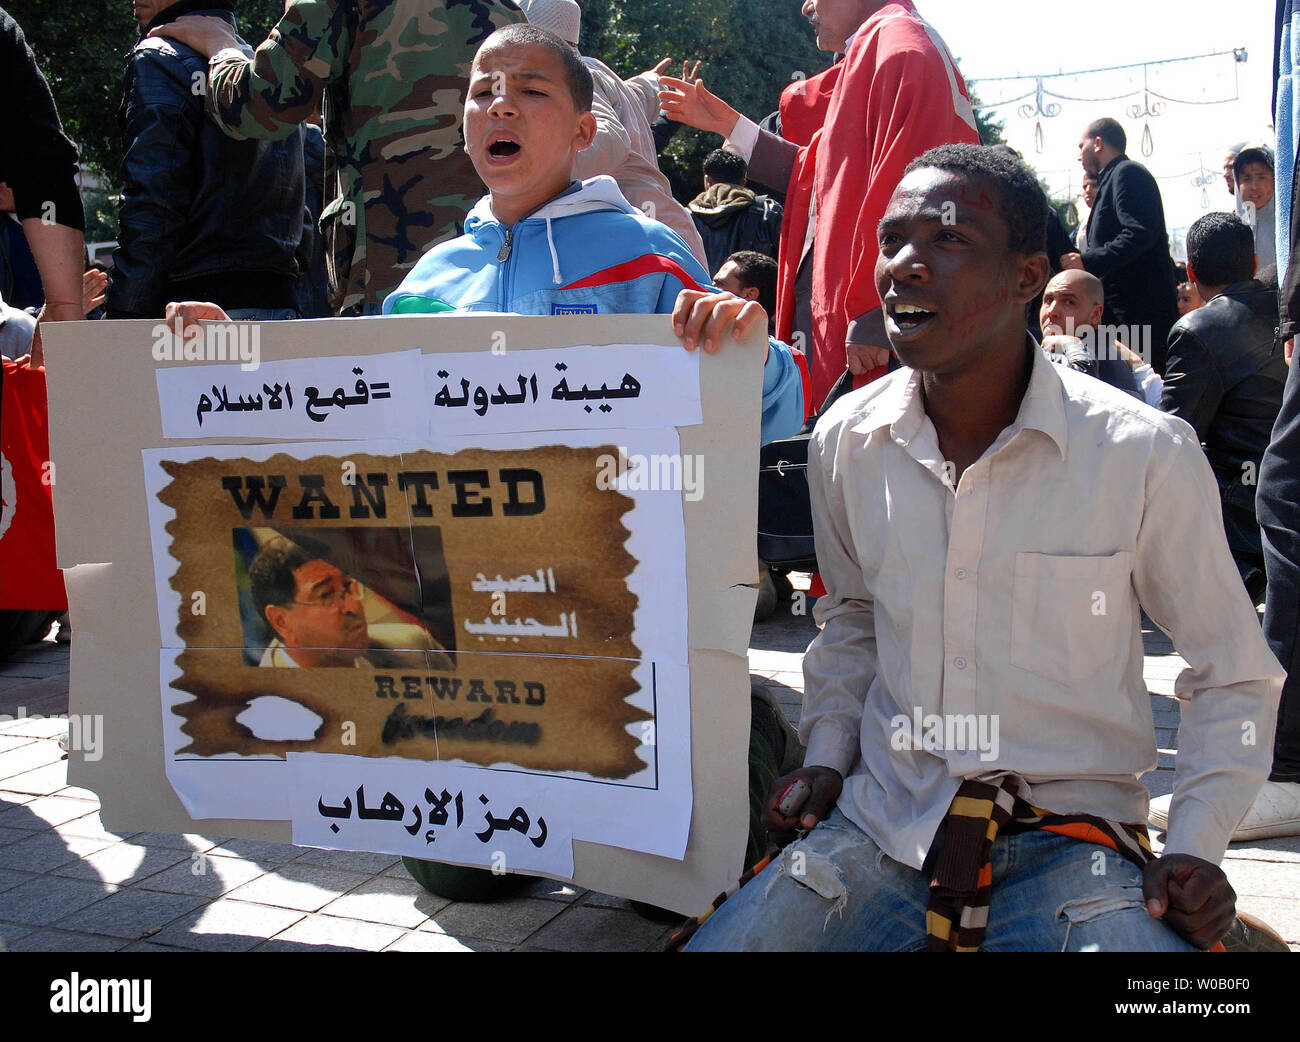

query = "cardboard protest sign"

[45,314,761,913]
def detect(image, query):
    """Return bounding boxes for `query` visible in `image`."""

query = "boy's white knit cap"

[519,0,582,47]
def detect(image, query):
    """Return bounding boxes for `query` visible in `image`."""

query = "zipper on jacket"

[497,224,515,306]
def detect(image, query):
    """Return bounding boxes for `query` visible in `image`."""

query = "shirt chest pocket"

[1010,551,1134,686]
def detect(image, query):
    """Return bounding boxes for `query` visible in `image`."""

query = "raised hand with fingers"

[658,69,739,138]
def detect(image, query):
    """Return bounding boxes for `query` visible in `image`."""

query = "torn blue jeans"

[683,809,1196,952]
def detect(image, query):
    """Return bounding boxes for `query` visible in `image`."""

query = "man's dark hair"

[1081,171,1098,184]
[1233,146,1275,178]
[724,250,777,315]
[479,24,594,113]
[903,143,1048,254]
[1084,117,1126,154]
[703,148,748,186]
[1186,212,1255,287]
[249,538,314,624]
[1174,262,1189,283]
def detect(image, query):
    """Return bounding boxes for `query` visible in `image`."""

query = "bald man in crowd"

[1039,269,1146,399]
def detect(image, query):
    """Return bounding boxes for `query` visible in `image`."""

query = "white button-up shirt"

[802,343,1283,869]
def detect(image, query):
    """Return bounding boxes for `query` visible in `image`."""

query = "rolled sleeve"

[723,115,760,162]
[206,1,348,141]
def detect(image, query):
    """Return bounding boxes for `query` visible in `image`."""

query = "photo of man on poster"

[242,532,454,671]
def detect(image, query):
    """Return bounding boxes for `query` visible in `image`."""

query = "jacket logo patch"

[552,304,598,315]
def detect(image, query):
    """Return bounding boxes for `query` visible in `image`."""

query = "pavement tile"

[0,921,34,946]
[1223,857,1299,898]
[53,887,206,939]
[210,838,306,863]
[57,784,102,801]
[0,827,30,847]
[0,692,72,722]
[292,847,401,874]
[0,735,37,753]
[526,905,676,952]
[0,795,97,831]
[385,930,512,952]
[57,812,137,844]
[129,831,224,851]
[580,891,634,909]
[1223,835,1300,863]
[148,899,306,951]
[52,843,189,887]
[747,652,805,674]
[0,790,36,805]
[1235,896,1300,944]
[0,654,72,680]
[1140,769,1175,799]
[0,875,116,925]
[517,876,586,902]
[421,896,563,943]
[318,876,445,927]
[260,913,405,952]
[0,741,65,780]
[2,714,71,737]
[0,830,123,872]
[0,867,38,895]
[6,929,129,952]
[120,941,199,952]
[135,853,269,897]
[227,862,372,912]
[0,762,70,796]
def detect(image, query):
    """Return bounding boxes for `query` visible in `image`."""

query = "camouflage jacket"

[207,0,524,315]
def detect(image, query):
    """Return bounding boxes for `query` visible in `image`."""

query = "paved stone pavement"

[2,592,1297,952]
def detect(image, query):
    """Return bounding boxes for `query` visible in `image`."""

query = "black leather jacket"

[106,9,304,318]
[1160,279,1285,516]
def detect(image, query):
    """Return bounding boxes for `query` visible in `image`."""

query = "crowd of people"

[2,0,1299,952]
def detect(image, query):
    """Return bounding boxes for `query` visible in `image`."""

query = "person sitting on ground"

[681,143,1283,953]
[1038,268,1143,400]
[687,149,783,276]
[713,250,777,336]
[1155,211,1284,606]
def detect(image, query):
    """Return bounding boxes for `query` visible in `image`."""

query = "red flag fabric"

[0,357,66,610]
[776,1,981,406]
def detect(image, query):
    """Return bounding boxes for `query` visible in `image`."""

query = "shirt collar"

[1097,154,1126,182]
[853,335,1069,462]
